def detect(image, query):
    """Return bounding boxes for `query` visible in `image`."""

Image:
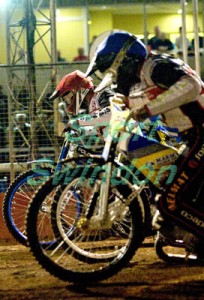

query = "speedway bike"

[152,103,204,264]
[2,97,104,246]
[25,103,184,282]
[25,37,203,282]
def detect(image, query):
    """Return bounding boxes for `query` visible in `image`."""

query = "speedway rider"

[50,70,113,119]
[49,69,114,138]
[51,32,203,194]
[87,31,203,130]
[86,30,204,252]
[50,31,204,255]
[60,31,204,247]
[51,30,203,171]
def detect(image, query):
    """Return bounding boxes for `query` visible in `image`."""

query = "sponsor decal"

[181,210,204,228]
[165,141,203,212]
[156,153,178,165]
[195,143,204,161]
[166,171,189,211]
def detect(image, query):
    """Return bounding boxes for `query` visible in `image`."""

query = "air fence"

[0,62,90,190]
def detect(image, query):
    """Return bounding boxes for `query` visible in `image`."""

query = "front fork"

[78,162,113,230]
[78,161,138,231]
[97,161,112,224]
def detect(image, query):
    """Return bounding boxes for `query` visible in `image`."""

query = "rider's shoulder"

[148,52,183,67]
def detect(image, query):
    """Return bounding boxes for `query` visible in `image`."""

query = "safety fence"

[0,62,90,189]
[1,53,204,189]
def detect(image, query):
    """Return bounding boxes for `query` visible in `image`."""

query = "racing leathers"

[76,86,113,127]
[127,53,204,233]
[127,53,204,131]
[106,52,204,234]
[85,53,204,132]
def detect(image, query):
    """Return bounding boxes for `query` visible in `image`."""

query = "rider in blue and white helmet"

[87,30,204,131]
[87,30,204,255]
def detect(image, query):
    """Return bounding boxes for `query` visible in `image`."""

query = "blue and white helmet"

[86,30,148,95]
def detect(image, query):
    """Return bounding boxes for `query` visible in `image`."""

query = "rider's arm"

[145,75,202,116]
[138,61,203,118]
[78,93,128,129]
[78,106,111,126]
[78,87,116,126]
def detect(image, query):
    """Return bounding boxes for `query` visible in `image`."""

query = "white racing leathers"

[128,53,204,131]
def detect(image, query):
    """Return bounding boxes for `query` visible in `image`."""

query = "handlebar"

[63,123,81,135]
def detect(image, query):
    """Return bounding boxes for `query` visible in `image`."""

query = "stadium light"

[0,0,7,9]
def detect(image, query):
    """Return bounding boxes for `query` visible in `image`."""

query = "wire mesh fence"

[1,54,204,189]
[0,62,90,188]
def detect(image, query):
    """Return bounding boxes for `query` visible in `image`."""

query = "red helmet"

[49,70,94,115]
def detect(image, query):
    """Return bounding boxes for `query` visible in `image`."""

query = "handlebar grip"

[63,123,81,136]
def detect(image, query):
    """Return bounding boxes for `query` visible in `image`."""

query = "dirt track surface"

[1,239,204,300]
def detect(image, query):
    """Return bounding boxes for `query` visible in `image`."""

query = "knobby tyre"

[51,177,136,263]
[3,169,50,245]
[26,157,145,283]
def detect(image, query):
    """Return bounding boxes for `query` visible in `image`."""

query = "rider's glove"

[133,105,151,122]
[109,93,127,111]
[109,108,131,137]
[108,94,131,136]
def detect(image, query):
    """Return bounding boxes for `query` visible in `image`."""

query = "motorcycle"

[2,87,105,246]
[153,112,204,263]
[26,36,203,283]
[25,98,184,282]
[91,32,204,265]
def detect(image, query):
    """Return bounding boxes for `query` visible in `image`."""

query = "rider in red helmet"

[50,69,114,132]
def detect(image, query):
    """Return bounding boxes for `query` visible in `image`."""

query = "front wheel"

[3,169,51,245]
[26,157,145,283]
